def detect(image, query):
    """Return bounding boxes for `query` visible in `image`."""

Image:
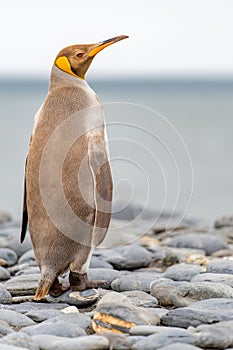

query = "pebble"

[131,326,195,350]
[90,256,113,269]
[121,290,158,308]
[96,246,153,270]
[191,272,233,286]
[18,250,35,264]
[46,289,99,306]
[88,268,124,288]
[0,319,14,336]
[158,344,202,350]
[166,232,228,254]
[215,215,233,228]
[163,247,207,265]
[169,282,233,307]
[3,274,40,296]
[0,332,39,350]
[32,334,109,350]
[0,309,35,327]
[0,285,12,304]
[3,301,70,313]
[0,267,10,281]
[93,292,160,333]
[0,345,28,350]
[111,272,167,292]
[0,248,17,266]
[207,258,233,274]
[150,281,186,306]
[163,263,204,281]
[25,309,62,322]
[192,320,233,349]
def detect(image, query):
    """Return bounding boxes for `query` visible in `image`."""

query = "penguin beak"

[89,35,129,57]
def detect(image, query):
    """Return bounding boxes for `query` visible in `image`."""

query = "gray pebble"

[16,267,40,276]
[111,272,167,292]
[188,298,233,310]
[1,332,39,350]
[21,315,87,337]
[191,272,233,286]
[170,282,233,307]
[207,259,233,274]
[161,306,233,328]
[164,247,206,264]
[215,215,233,228]
[0,285,12,304]
[167,233,228,254]
[0,345,28,350]
[3,274,40,296]
[4,302,70,313]
[192,320,233,349]
[96,246,153,270]
[32,334,109,350]
[151,281,186,306]
[131,327,195,350]
[163,263,204,281]
[90,256,113,269]
[0,267,10,281]
[158,343,202,350]
[25,309,62,322]
[18,250,35,265]
[0,309,35,327]
[88,268,124,288]
[0,248,17,266]
[121,291,158,308]
[0,319,14,337]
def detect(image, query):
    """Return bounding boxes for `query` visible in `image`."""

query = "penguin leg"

[69,246,107,290]
[48,277,63,297]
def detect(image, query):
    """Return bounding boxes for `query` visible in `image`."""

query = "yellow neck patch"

[55,56,83,79]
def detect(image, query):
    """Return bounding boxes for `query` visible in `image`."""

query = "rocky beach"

[0,211,233,350]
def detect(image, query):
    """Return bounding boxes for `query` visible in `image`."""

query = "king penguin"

[20,35,128,300]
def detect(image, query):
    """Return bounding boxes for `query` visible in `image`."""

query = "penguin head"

[55,35,128,80]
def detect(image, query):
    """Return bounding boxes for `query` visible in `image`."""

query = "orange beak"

[89,35,129,57]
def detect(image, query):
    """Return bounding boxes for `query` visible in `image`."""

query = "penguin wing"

[88,131,113,246]
[20,157,28,243]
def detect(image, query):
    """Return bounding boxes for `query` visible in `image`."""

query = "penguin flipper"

[20,158,28,243]
[88,132,113,246]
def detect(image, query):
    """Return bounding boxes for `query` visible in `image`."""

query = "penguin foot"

[69,271,107,291]
[48,278,64,297]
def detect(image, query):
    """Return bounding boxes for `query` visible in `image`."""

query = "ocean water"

[0,78,233,222]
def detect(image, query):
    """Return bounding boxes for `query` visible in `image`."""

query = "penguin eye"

[76,53,84,58]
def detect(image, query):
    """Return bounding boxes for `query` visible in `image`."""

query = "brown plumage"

[21,35,128,300]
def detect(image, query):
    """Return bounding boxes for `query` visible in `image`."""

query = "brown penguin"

[21,35,128,300]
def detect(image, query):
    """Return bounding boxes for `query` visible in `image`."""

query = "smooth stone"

[88,268,124,288]
[130,325,171,336]
[0,267,10,281]
[6,302,70,313]
[21,314,89,337]
[90,256,113,269]
[170,282,233,307]
[0,345,28,350]
[93,292,160,334]
[25,309,62,322]
[16,267,40,276]
[131,326,194,350]
[0,309,35,327]
[167,233,228,254]
[163,263,204,281]
[111,273,167,293]
[163,247,207,265]
[0,231,32,257]
[60,306,79,314]
[18,250,35,265]
[0,249,17,266]
[121,291,158,308]
[151,281,186,306]
[32,334,109,350]
[8,262,38,274]
[158,343,202,350]
[161,306,233,328]
[192,320,233,349]
[0,319,14,336]
[215,216,233,228]
[191,272,233,287]
[1,333,39,350]
[3,274,40,296]
[0,213,12,224]
[188,298,233,310]
[0,285,12,304]
[96,246,153,270]
[98,331,132,350]
[207,259,233,274]
[147,308,168,318]
[46,289,99,306]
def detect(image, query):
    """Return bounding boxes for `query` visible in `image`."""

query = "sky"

[1,0,233,79]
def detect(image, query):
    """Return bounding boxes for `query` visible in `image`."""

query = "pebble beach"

[0,211,233,350]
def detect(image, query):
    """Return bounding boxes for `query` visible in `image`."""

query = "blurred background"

[0,0,233,222]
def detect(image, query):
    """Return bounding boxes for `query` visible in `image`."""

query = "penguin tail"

[34,274,54,301]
